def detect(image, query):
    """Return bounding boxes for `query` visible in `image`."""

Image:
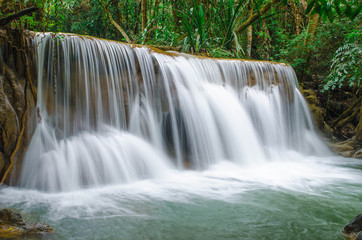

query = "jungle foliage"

[0,0,360,92]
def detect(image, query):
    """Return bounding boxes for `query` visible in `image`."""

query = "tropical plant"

[323,30,361,91]
[179,0,213,53]
[306,0,361,22]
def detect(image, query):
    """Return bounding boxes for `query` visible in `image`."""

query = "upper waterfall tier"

[19,32,330,191]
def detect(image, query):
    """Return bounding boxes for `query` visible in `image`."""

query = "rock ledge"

[343,214,362,240]
[0,209,54,237]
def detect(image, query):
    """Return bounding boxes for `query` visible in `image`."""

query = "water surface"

[1,156,360,240]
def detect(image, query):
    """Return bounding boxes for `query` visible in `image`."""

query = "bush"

[323,29,361,91]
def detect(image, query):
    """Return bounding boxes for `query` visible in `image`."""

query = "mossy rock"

[309,104,324,127]
[300,88,324,127]
[342,214,362,240]
[0,209,54,237]
[301,89,319,104]
[329,138,362,158]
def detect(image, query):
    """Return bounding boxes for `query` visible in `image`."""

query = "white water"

[19,33,331,192]
[2,154,362,240]
[4,156,362,221]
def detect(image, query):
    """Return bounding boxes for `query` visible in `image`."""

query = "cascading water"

[19,33,330,192]
[2,32,362,240]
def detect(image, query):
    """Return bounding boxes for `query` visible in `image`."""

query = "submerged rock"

[0,209,54,237]
[329,137,362,158]
[342,214,362,240]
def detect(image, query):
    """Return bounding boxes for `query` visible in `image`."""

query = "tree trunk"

[246,2,253,58]
[110,0,121,39]
[304,13,319,45]
[99,0,131,43]
[356,105,362,143]
[235,0,279,34]
[300,13,319,82]
[262,20,271,59]
[290,1,302,35]
[134,1,141,34]
[171,0,181,27]
[308,14,319,37]
[125,0,130,31]
[144,0,161,42]
[141,0,147,31]
[151,0,161,19]
[331,96,361,128]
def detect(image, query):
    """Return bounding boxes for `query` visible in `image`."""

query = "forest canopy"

[0,0,360,91]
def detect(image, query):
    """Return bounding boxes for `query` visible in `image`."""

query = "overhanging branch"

[235,0,278,33]
[0,7,39,26]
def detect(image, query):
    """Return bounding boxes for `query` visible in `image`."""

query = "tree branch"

[235,0,277,33]
[334,107,360,129]
[108,15,132,43]
[0,7,39,26]
[98,0,131,43]
[331,96,362,128]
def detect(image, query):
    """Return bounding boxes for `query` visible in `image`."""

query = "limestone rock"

[329,138,362,158]
[0,153,4,176]
[301,88,324,128]
[0,209,54,237]
[342,214,362,240]
[309,104,324,127]
[0,30,37,184]
[0,73,20,178]
[353,149,362,158]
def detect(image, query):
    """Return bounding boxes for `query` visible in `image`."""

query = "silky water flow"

[1,33,361,240]
[18,33,330,192]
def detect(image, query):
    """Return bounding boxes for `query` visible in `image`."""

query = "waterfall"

[19,33,330,192]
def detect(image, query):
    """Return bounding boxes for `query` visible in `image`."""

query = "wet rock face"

[162,109,192,167]
[301,88,324,128]
[0,68,21,180]
[342,214,362,240]
[0,30,37,184]
[0,209,54,236]
[329,137,362,158]
[0,209,23,224]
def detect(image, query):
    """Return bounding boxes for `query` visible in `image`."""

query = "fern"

[323,41,362,91]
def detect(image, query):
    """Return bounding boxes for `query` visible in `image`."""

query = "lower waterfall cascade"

[1,32,362,240]
[18,32,331,192]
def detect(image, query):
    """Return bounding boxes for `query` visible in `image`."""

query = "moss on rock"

[301,88,324,128]
[0,209,54,237]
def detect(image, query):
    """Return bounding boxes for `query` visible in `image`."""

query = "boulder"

[0,30,37,185]
[329,138,362,158]
[300,88,324,128]
[342,214,362,240]
[0,209,54,237]
[353,149,362,158]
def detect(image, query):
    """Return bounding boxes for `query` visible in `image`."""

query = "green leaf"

[327,9,334,22]
[335,0,342,16]
[351,5,362,20]
[306,0,315,15]
[344,5,352,18]
[319,0,327,6]
[321,8,327,21]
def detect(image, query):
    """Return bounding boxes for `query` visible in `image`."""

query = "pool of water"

[0,156,361,240]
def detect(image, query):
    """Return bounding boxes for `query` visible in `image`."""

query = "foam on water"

[2,156,362,222]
